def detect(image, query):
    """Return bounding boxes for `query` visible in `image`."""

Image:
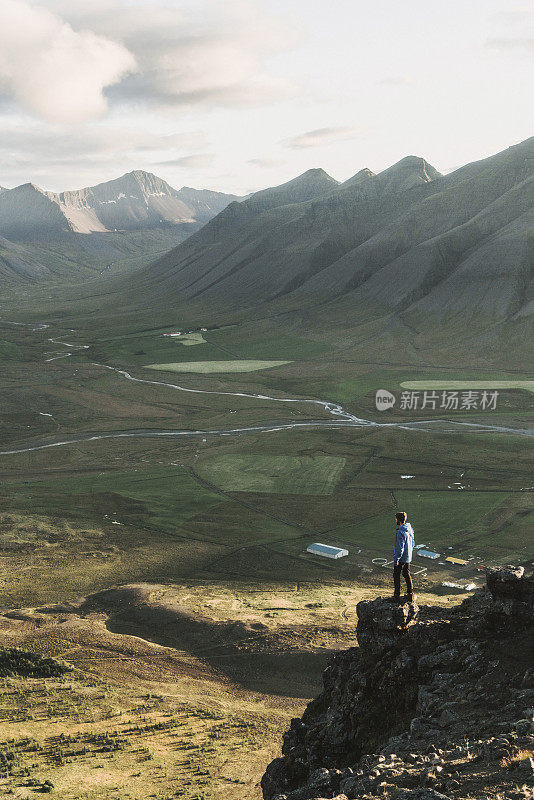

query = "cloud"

[486,37,534,54]
[282,126,361,150]
[376,75,415,87]
[248,157,284,168]
[157,154,215,169]
[492,7,534,23]
[0,125,206,163]
[0,125,209,188]
[0,0,136,122]
[48,0,298,110]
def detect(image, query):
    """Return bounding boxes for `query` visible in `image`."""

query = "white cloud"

[48,0,298,109]
[282,126,361,150]
[376,75,416,87]
[0,0,136,122]
[0,125,209,188]
[0,1,299,187]
[491,7,534,23]
[248,157,285,168]
[157,154,215,169]
[0,125,206,162]
[0,0,296,120]
[486,37,534,55]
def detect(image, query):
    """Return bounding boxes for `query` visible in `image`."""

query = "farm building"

[445,556,468,565]
[306,543,348,559]
[417,549,440,560]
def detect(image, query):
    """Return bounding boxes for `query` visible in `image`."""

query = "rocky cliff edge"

[262,567,534,800]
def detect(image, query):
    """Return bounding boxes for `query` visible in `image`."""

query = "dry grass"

[0,579,458,799]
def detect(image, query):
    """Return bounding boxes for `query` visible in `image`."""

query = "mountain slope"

[0,183,74,239]
[246,168,339,211]
[139,152,443,303]
[139,137,534,329]
[0,236,52,281]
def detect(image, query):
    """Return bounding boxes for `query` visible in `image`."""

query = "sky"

[0,0,532,194]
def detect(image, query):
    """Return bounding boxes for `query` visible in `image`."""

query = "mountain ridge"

[136,137,534,336]
[0,170,242,240]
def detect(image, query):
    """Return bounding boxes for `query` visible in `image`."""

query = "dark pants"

[393,562,413,597]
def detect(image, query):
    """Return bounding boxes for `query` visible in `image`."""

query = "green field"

[89,325,328,368]
[206,329,331,360]
[329,491,510,554]
[175,332,207,346]
[144,359,293,373]
[268,488,534,570]
[0,340,22,360]
[402,380,534,393]
[196,454,346,495]
[326,371,534,410]
[6,467,225,538]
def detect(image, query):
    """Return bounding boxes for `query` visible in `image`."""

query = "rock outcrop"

[262,567,534,800]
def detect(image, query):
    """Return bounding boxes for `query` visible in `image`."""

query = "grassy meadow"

[145,360,293,374]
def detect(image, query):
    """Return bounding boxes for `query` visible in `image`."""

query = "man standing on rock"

[392,511,415,603]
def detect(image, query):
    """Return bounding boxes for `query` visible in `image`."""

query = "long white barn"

[306,543,348,559]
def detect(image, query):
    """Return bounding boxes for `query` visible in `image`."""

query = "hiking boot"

[406,593,416,604]
[386,594,402,604]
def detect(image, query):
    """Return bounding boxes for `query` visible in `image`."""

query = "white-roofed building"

[417,549,440,560]
[306,543,348,559]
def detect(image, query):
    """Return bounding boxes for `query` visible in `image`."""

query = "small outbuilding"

[417,549,440,560]
[306,543,348,559]
[445,556,468,566]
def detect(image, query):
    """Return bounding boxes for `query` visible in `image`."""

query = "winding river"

[0,323,532,457]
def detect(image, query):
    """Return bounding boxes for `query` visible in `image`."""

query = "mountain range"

[0,170,241,239]
[0,171,241,282]
[134,137,533,352]
[2,137,533,368]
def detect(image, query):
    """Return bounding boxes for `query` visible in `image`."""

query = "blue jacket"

[394,522,414,564]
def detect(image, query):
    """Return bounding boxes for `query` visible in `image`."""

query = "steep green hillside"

[112,138,534,370]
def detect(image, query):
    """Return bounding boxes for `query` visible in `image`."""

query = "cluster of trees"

[0,647,70,678]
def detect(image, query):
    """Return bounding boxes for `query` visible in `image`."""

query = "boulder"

[356,598,419,655]
[486,566,532,601]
